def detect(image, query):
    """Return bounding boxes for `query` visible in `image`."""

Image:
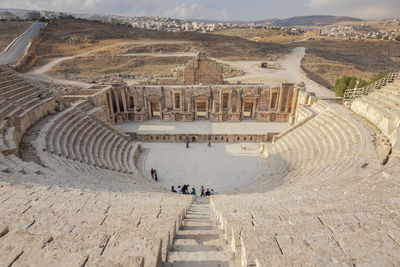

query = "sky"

[1,0,399,21]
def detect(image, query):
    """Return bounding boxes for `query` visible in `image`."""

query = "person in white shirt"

[177,186,182,194]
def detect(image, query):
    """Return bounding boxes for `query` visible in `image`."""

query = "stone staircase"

[165,197,235,267]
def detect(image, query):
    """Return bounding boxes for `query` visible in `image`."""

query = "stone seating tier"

[211,159,400,266]
[0,68,55,155]
[240,100,374,193]
[37,102,138,174]
[0,181,192,267]
[351,80,400,155]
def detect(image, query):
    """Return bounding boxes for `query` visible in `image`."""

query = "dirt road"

[215,47,335,98]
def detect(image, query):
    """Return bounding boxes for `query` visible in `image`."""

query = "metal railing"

[344,72,400,103]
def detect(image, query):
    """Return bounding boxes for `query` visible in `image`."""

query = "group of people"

[150,168,158,181]
[171,185,215,196]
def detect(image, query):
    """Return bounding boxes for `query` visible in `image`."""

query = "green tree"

[334,75,367,97]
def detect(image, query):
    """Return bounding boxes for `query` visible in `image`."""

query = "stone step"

[183,221,212,227]
[172,244,220,252]
[180,225,214,231]
[164,261,231,267]
[167,251,232,262]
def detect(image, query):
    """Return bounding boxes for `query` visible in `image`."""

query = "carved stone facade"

[105,82,302,124]
[183,52,223,85]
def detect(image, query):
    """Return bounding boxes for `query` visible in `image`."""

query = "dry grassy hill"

[20,17,287,72]
[0,21,32,52]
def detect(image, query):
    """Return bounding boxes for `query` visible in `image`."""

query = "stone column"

[252,99,257,119]
[121,89,128,112]
[147,101,152,119]
[241,98,246,119]
[180,92,183,111]
[290,88,299,116]
[285,88,292,112]
[228,92,232,113]
[219,90,222,113]
[236,92,241,114]
[107,93,114,115]
[277,86,284,112]
[114,90,121,113]
[206,99,209,119]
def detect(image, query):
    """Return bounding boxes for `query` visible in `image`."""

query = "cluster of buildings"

[124,16,276,33]
[0,10,63,20]
[0,11,41,20]
[321,20,400,40]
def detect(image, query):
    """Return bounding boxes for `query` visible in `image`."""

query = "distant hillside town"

[1,8,399,41]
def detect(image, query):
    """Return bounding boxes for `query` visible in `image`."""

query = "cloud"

[0,0,399,20]
[164,2,201,19]
[306,0,400,19]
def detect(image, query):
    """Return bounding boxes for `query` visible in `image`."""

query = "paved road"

[0,22,46,65]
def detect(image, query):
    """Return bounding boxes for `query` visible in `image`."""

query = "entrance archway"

[150,102,161,117]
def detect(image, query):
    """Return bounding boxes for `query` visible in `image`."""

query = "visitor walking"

[154,170,158,182]
[200,186,205,197]
[208,141,211,147]
[186,139,189,148]
[150,168,155,178]
[205,188,211,196]
[191,188,196,196]
[171,185,176,193]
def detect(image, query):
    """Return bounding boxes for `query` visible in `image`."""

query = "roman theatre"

[0,50,399,267]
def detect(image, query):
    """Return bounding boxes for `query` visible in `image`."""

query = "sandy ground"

[23,38,335,99]
[216,47,335,98]
[115,120,289,134]
[138,142,267,193]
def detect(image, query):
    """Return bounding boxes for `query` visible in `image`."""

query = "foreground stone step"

[167,251,232,262]
[164,261,231,267]
[165,197,234,266]
[172,244,220,252]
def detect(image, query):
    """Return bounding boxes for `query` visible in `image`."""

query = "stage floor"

[114,120,289,135]
[137,142,268,193]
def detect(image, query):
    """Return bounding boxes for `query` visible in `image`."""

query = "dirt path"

[117,52,196,57]
[214,47,335,98]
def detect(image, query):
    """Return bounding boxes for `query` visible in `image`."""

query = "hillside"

[257,15,363,26]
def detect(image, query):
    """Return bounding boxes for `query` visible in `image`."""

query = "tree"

[396,35,400,41]
[334,75,367,97]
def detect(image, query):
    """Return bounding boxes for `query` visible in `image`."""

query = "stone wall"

[106,82,303,124]
[128,133,278,143]
[183,52,223,85]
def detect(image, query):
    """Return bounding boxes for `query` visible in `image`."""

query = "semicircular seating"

[0,67,193,266]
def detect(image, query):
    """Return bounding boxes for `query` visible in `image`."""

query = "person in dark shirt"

[205,188,210,196]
